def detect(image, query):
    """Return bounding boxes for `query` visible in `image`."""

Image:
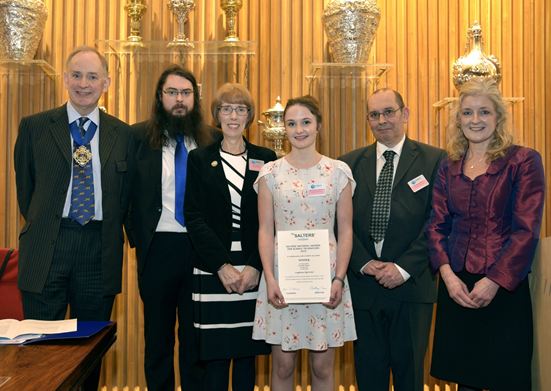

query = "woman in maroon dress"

[426,78,545,391]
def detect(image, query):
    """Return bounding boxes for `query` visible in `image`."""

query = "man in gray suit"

[14,46,132,389]
[340,88,445,391]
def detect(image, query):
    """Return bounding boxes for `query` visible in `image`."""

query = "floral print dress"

[252,156,357,351]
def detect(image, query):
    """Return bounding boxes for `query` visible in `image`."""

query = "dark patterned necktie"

[69,117,95,225]
[370,150,396,242]
[174,135,188,226]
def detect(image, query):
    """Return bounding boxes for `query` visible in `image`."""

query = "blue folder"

[23,320,113,344]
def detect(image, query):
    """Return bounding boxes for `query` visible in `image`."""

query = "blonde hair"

[447,78,513,161]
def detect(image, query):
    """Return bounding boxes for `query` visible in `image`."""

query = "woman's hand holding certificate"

[266,276,287,309]
[324,277,344,309]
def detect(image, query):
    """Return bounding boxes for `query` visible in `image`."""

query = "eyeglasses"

[163,88,193,97]
[219,105,249,116]
[367,107,403,121]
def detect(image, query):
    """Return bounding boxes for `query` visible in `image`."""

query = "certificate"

[277,229,331,304]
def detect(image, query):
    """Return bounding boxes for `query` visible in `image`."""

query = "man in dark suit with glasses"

[340,88,446,391]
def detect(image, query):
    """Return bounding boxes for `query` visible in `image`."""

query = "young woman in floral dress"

[252,95,357,391]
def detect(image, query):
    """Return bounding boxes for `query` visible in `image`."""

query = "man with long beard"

[126,65,219,391]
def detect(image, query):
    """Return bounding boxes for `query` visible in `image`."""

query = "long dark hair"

[146,65,212,149]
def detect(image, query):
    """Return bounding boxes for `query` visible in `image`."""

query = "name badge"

[249,159,264,171]
[307,183,326,197]
[408,174,429,193]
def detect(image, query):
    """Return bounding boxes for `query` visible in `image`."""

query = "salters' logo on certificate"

[276,229,331,304]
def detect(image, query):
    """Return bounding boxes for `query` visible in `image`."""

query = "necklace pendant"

[73,145,93,167]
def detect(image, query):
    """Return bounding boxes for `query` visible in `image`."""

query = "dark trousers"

[202,356,256,391]
[21,219,115,391]
[139,232,203,391]
[353,298,433,391]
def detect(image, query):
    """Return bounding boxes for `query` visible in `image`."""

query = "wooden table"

[0,322,116,390]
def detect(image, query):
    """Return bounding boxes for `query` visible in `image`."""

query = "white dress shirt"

[362,135,410,281]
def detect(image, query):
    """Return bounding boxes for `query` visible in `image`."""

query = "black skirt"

[431,271,533,390]
[192,232,269,361]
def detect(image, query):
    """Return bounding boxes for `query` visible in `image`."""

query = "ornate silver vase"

[0,0,48,61]
[258,97,287,157]
[452,21,501,89]
[323,0,381,63]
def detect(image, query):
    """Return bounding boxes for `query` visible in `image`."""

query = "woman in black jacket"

[184,83,277,391]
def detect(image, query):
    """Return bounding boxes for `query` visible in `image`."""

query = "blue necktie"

[174,135,188,226]
[69,117,95,225]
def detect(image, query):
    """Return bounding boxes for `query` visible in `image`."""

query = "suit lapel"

[393,138,418,190]
[207,143,232,205]
[145,145,162,202]
[355,145,377,256]
[362,144,378,196]
[152,149,162,201]
[48,105,72,164]
[99,111,118,172]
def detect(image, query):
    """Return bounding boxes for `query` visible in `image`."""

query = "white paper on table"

[277,229,331,304]
[0,318,77,342]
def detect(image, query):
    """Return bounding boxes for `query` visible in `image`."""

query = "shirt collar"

[376,135,406,160]
[163,130,196,149]
[66,101,100,126]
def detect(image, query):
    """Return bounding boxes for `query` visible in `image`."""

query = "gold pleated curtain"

[1,1,550,390]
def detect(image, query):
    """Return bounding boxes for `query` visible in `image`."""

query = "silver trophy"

[452,21,501,89]
[0,0,48,61]
[323,0,381,63]
[258,97,287,157]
